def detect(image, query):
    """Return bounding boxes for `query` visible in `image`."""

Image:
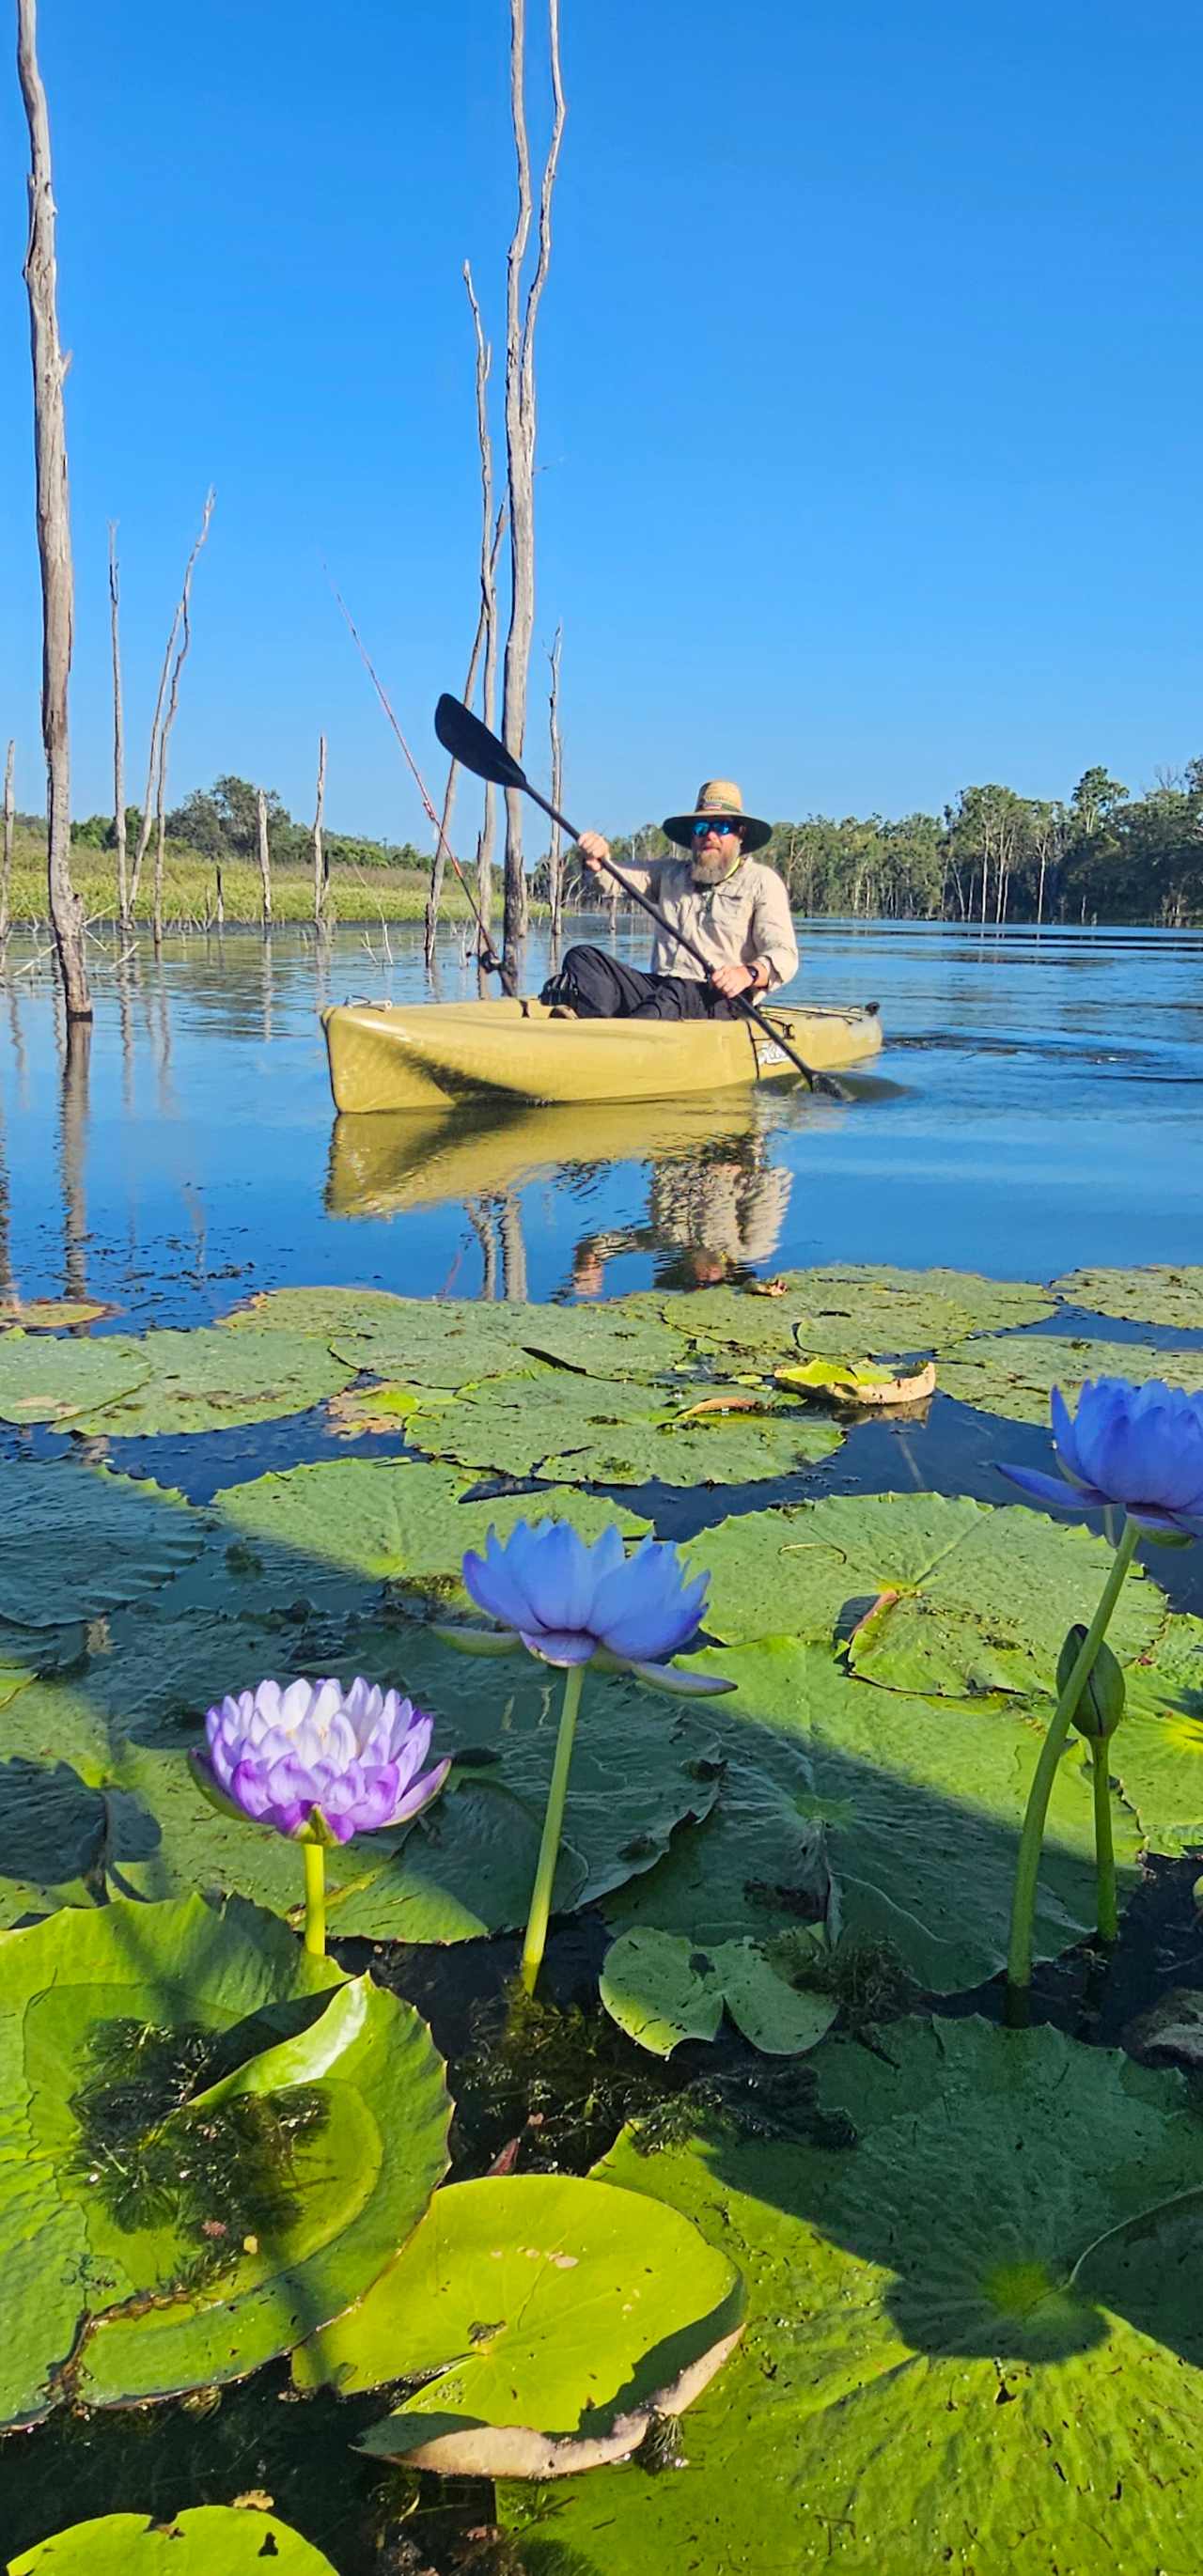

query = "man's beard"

[691,851,737,887]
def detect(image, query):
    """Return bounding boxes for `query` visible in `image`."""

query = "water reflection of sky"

[1,915,1201,1323]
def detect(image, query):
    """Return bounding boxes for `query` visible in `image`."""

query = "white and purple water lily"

[1001,1377,1203,1538]
[195,1675,451,1844]
[457,1519,727,1694]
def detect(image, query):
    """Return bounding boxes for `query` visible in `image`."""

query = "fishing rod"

[434,691,844,1098]
[329,584,514,991]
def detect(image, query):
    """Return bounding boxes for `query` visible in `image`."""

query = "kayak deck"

[322,994,883,1113]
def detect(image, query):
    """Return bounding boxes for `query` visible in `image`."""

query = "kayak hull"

[322,995,883,1113]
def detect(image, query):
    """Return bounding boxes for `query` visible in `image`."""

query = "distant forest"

[52,755,1203,928]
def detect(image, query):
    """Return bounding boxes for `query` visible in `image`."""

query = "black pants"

[540,945,737,1022]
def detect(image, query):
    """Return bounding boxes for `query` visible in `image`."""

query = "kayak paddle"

[433,692,844,1098]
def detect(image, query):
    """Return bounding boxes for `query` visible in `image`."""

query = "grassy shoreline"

[5,844,486,928]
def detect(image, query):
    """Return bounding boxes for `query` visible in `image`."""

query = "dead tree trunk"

[313,732,328,927]
[17,0,89,1019]
[427,264,507,965]
[0,740,13,955]
[107,523,127,924]
[150,489,214,954]
[132,488,214,922]
[257,786,273,929]
[547,622,564,943]
[499,0,567,977]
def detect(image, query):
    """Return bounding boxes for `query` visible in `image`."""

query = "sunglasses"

[691,817,741,838]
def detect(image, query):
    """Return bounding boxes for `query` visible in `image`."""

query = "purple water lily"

[461,1520,711,1677]
[195,1675,451,1845]
[1001,1376,1203,1538]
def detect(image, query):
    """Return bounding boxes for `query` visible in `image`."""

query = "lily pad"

[640,1640,1142,1991]
[222,1286,420,1336]
[211,1460,650,1613]
[329,1301,546,1389]
[1053,1264,1203,1332]
[0,1296,115,1331]
[0,1465,203,1628]
[295,2172,743,2476]
[601,1928,836,2057]
[71,1328,356,1438]
[407,1374,842,1489]
[690,1491,1165,1695]
[1115,1615,1203,1853]
[659,1265,1053,1362]
[0,1893,449,2426]
[9,2507,338,2574]
[502,2020,1203,2573]
[0,1331,149,1424]
[941,1329,1203,1426]
[605,1715,830,1948]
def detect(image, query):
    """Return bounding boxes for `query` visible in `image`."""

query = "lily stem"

[303,1839,326,1959]
[1092,1736,1118,1944]
[521,1663,584,1995]
[1006,1516,1138,2004]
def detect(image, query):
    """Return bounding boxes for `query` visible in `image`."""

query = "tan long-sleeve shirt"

[615,856,799,991]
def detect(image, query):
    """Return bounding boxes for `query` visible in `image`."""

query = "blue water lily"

[1001,1376,1203,1537]
[461,1519,720,1687]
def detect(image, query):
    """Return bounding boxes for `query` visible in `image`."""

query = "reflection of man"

[570,1137,793,1294]
[540,779,798,1020]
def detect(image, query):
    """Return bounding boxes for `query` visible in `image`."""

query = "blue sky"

[2,0,1200,845]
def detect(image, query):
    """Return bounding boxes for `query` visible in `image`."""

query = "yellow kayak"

[322,995,883,1113]
[326,1092,767,1215]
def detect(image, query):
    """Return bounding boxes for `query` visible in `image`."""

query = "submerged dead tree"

[130,488,214,931]
[499,0,567,974]
[0,740,13,956]
[150,489,214,953]
[256,785,273,929]
[546,621,564,943]
[425,263,507,965]
[17,0,89,1018]
[107,522,127,924]
[313,733,328,927]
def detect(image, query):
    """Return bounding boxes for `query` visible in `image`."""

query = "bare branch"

[256,784,273,930]
[150,487,214,952]
[108,521,127,924]
[547,621,564,941]
[17,0,89,1017]
[427,263,509,963]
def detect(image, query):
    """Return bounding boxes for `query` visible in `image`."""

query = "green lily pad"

[295,2172,743,2476]
[0,1297,115,1331]
[645,1640,1141,1990]
[690,1491,1165,1695]
[407,1374,842,1488]
[601,1928,836,2057]
[0,1466,203,1628]
[0,1893,449,2426]
[222,1285,419,1336]
[0,1331,149,1423]
[658,1265,1053,1362]
[941,1329,1203,1425]
[0,1617,86,1702]
[1053,1264,1203,1331]
[211,1460,650,1613]
[329,1303,546,1390]
[9,2506,338,2574]
[605,1715,829,1948]
[1115,1615,1203,1853]
[71,1328,356,1438]
[501,2020,1203,2573]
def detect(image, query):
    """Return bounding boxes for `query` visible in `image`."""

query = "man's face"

[690,818,743,885]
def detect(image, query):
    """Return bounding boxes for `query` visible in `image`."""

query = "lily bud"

[1057,1627,1126,1741]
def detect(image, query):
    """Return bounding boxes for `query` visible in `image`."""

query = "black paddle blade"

[435,694,526,794]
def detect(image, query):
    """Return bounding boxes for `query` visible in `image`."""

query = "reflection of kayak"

[326,1094,766,1216]
[321,995,883,1112]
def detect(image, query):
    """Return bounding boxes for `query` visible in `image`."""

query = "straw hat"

[662,778,772,854]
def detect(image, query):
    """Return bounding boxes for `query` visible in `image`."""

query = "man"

[539,778,799,1020]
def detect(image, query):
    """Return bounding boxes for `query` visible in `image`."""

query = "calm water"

[1,914,1201,1323]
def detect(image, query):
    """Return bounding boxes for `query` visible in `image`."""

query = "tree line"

[66,775,425,877]
[599,762,1203,928]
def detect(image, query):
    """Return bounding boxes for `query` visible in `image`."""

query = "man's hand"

[576,831,612,878]
[711,960,759,999]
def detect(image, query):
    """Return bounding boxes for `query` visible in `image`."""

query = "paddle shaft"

[521,775,828,1094]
